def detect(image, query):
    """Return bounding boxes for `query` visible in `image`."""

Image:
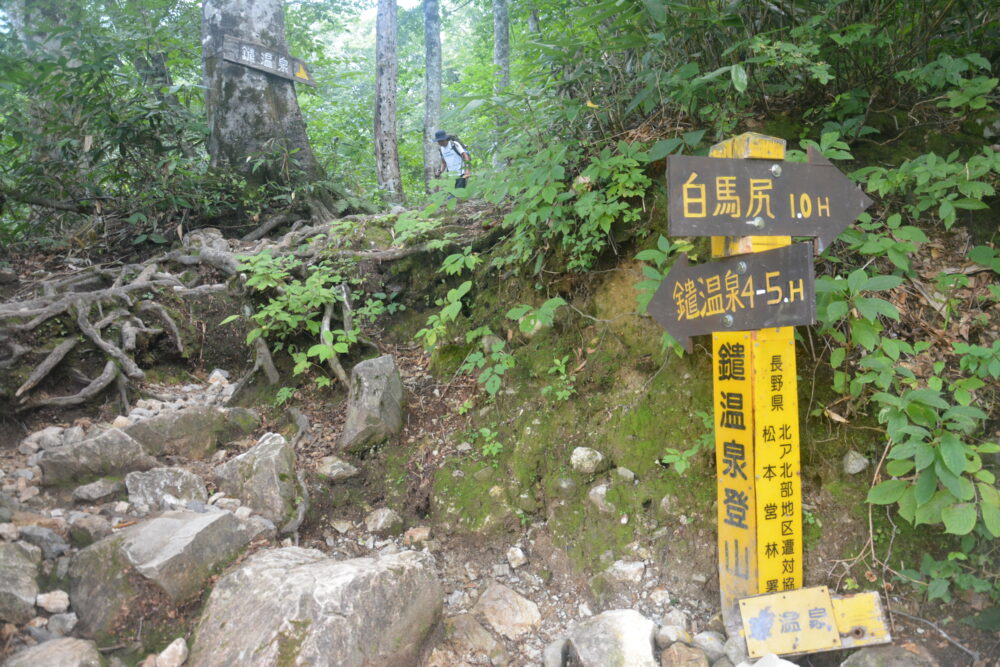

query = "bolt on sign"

[221,36,316,87]
[740,586,891,658]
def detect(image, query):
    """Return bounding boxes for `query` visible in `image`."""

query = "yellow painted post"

[710,133,803,634]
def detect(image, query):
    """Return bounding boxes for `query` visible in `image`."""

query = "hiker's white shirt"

[440,141,467,173]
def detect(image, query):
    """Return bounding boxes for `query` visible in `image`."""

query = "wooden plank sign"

[646,243,816,351]
[221,36,316,87]
[667,151,873,247]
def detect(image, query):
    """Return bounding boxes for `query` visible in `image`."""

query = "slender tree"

[493,0,510,93]
[422,0,442,191]
[375,0,405,204]
[202,0,343,220]
[492,0,509,165]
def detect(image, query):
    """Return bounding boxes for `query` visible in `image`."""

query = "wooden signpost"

[221,35,316,87]
[652,132,889,657]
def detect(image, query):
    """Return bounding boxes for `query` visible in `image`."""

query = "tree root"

[320,302,350,386]
[74,302,144,380]
[15,338,78,398]
[17,360,119,412]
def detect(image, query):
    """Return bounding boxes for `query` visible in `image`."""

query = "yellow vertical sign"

[714,332,757,624]
[753,330,802,593]
[709,132,803,634]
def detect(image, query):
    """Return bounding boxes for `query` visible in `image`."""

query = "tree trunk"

[375,0,405,204]
[528,8,540,34]
[493,0,510,93]
[492,0,510,166]
[423,0,442,192]
[201,0,325,190]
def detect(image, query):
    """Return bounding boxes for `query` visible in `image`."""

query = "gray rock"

[0,522,19,541]
[843,450,869,475]
[62,426,87,446]
[339,355,404,452]
[615,466,636,482]
[660,642,710,666]
[588,484,614,513]
[72,478,124,503]
[570,447,609,474]
[189,547,442,667]
[442,613,502,660]
[24,426,66,452]
[544,637,567,667]
[124,405,259,460]
[156,637,188,667]
[723,635,748,665]
[68,514,112,547]
[655,624,692,648]
[839,644,940,667]
[214,433,306,533]
[507,546,527,569]
[69,510,250,641]
[692,631,726,663]
[471,582,540,640]
[49,611,79,635]
[365,507,404,536]
[39,429,156,486]
[316,455,359,482]
[3,637,101,667]
[605,559,645,584]
[37,589,70,613]
[125,467,208,511]
[0,541,41,624]
[18,525,70,559]
[564,609,656,667]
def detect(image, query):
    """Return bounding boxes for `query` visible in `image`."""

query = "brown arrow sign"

[667,150,873,247]
[648,243,816,351]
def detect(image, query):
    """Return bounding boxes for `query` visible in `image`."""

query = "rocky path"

[0,358,951,667]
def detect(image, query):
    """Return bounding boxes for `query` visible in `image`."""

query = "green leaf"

[647,138,683,161]
[885,459,914,476]
[926,578,950,601]
[855,297,899,321]
[847,268,868,293]
[938,432,968,477]
[867,479,907,504]
[731,63,748,93]
[941,503,977,535]
[506,305,532,320]
[830,348,845,369]
[851,319,878,350]
[218,314,240,326]
[915,467,938,505]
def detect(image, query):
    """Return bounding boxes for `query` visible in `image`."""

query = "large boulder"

[471,582,541,640]
[124,406,259,460]
[559,609,657,667]
[213,433,306,532]
[69,510,250,642]
[39,428,156,485]
[188,547,442,666]
[0,541,41,624]
[339,355,404,452]
[125,467,208,512]
[3,637,101,667]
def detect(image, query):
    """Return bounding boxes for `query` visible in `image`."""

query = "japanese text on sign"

[715,332,757,616]
[672,267,807,322]
[682,172,831,221]
[221,36,316,87]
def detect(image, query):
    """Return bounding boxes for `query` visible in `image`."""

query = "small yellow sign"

[833,591,892,649]
[740,586,840,658]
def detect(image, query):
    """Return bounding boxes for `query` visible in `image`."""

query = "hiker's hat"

[434,130,448,141]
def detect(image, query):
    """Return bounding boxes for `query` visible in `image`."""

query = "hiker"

[434,130,470,189]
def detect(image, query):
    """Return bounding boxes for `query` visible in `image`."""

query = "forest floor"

[0,203,998,666]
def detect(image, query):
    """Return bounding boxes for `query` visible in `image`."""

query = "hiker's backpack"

[443,135,471,163]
